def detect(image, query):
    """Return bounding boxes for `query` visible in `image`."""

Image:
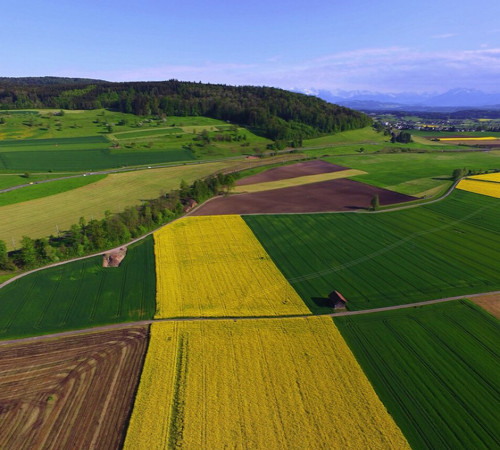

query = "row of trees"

[451,167,495,181]
[390,131,412,143]
[0,79,371,142]
[0,172,236,271]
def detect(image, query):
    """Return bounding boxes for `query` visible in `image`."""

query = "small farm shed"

[329,290,347,309]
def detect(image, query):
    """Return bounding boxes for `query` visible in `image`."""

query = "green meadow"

[335,301,500,449]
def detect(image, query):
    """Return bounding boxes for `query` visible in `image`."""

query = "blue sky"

[2,0,499,93]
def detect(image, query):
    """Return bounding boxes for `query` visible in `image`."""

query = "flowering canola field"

[124,318,409,449]
[154,215,310,317]
[457,176,500,199]
[468,172,500,182]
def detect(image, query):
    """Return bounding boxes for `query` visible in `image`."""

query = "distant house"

[328,290,347,309]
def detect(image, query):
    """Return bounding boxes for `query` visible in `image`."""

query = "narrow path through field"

[1,290,498,346]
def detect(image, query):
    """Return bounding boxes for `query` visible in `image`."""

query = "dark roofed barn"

[329,290,347,310]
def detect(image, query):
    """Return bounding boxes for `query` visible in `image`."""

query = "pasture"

[124,318,408,449]
[335,301,500,449]
[154,215,310,318]
[244,190,500,312]
[0,327,148,449]
[0,237,155,339]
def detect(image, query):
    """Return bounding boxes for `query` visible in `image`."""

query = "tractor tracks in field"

[1,290,499,347]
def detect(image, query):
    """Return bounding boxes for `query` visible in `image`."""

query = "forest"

[0,78,371,141]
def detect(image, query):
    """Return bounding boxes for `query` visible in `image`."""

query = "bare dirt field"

[193,179,416,215]
[0,326,148,449]
[472,294,500,319]
[236,160,348,186]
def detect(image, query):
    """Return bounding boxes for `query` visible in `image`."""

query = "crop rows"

[334,301,500,449]
[154,215,310,318]
[244,191,500,311]
[0,326,148,449]
[0,237,156,340]
[125,318,409,449]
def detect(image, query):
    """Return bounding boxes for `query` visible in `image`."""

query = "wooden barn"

[329,290,347,309]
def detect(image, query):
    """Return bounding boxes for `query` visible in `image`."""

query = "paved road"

[0,290,498,347]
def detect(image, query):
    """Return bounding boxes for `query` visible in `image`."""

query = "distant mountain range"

[299,88,500,111]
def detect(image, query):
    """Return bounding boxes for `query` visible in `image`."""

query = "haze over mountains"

[303,88,500,111]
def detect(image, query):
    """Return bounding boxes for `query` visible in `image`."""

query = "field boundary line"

[1,290,499,346]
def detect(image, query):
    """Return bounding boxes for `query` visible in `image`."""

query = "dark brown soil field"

[193,179,416,215]
[236,160,348,186]
[0,326,148,449]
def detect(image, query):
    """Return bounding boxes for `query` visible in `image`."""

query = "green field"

[244,190,500,312]
[0,135,109,151]
[0,236,156,340]
[0,147,195,171]
[0,174,106,206]
[335,301,500,449]
[324,151,500,196]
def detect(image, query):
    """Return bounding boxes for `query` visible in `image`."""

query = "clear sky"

[2,0,499,93]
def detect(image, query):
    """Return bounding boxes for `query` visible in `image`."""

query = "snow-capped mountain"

[298,88,500,110]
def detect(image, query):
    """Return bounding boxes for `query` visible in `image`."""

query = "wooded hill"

[0,78,371,141]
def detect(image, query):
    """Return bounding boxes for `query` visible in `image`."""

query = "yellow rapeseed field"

[457,178,500,199]
[124,318,409,449]
[439,136,497,141]
[153,215,310,317]
[468,172,500,183]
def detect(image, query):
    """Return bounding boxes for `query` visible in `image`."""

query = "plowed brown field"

[193,178,416,215]
[0,326,148,449]
[472,294,500,319]
[236,160,347,186]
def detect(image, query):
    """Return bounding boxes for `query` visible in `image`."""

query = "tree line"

[0,78,371,142]
[0,172,236,272]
